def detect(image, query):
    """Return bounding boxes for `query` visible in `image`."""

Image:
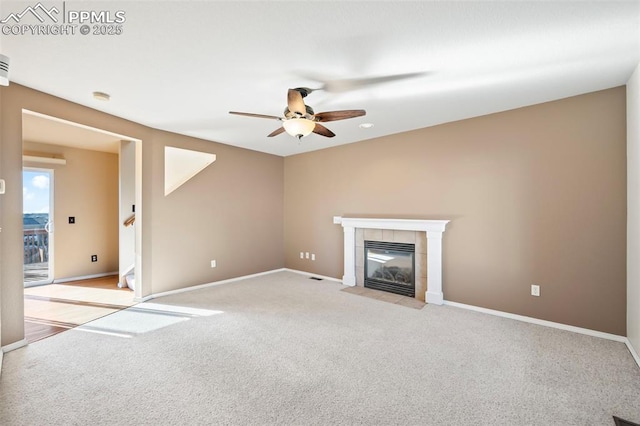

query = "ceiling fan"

[229,88,366,140]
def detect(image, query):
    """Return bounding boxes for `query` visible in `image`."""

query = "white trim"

[337,217,449,233]
[22,155,67,165]
[342,226,356,286]
[426,291,444,305]
[283,268,343,283]
[53,271,118,284]
[120,263,135,287]
[444,300,640,369]
[134,138,143,300]
[2,338,28,353]
[626,339,640,368]
[23,167,56,287]
[136,269,287,302]
[426,232,444,304]
[443,300,627,342]
[134,268,341,303]
[22,109,141,142]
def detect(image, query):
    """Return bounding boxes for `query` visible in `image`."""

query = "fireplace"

[335,217,449,304]
[364,240,415,297]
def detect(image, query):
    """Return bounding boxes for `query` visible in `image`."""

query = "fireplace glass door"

[364,241,415,297]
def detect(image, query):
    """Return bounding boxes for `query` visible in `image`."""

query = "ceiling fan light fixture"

[283,118,315,139]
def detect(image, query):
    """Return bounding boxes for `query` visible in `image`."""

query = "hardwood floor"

[24,276,136,343]
[24,318,74,343]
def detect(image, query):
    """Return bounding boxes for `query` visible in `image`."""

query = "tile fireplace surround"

[335,217,450,304]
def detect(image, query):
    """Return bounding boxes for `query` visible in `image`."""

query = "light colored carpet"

[1,271,639,425]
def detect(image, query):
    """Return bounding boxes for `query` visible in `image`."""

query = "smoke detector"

[93,91,111,101]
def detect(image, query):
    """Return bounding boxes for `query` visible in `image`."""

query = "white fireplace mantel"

[335,217,450,305]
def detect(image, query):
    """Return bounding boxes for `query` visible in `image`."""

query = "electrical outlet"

[305,252,309,259]
[300,252,304,259]
[210,260,216,268]
[91,255,98,262]
[311,253,316,261]
[68,216,75,224]
[531,284,540,297]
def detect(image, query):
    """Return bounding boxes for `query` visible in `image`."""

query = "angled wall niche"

[164,146,216,196]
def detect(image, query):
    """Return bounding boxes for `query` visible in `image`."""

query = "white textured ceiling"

[2,1,639,156]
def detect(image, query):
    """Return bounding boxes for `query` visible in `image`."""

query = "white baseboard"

[54,271,118,284]
[443,300,627,342]
[137,268,288,302]
[283,268,343,283]
[626,339,640,368]
[443,300,640,369]
[136,268,342,303]
[2,338,28,353]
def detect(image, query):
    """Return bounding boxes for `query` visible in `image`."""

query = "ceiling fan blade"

[327,72,428,92]
[267,127,285,137]
[229,111,281,120]
[315,110,366,122]
[287,89,306,116]
[312,123,335,138]
[301,71,431,94]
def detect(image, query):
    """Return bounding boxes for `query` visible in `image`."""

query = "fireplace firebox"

[364,240,415,297]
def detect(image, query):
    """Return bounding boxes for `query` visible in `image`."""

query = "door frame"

[23,167,55,287]
[21,110,144,299]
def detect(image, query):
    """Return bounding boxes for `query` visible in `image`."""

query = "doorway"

[21,110,143,343]
[23,168,54,287]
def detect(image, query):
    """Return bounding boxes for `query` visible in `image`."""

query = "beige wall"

[628,65,640,355]
[23,141,119,279]
[0,84,28,346]
[149,131,284,293]
[0,84,284,346]
[284,87,627,336]
[0,82,629,345]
